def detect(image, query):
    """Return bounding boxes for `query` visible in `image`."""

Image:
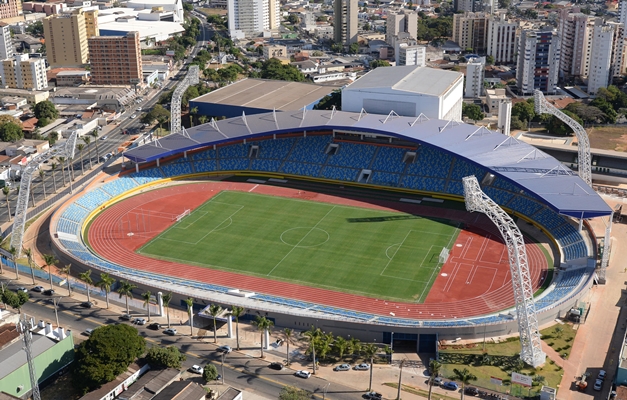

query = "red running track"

[87,182,549,320]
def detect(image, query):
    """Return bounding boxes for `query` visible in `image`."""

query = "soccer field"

[138,191,460,301]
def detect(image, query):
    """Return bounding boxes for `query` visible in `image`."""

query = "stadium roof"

[123,110,612,218]
[343,66,463,96]
[190,79,335,110]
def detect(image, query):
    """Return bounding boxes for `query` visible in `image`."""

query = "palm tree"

[42,253,58,290]
[141,290,152,321]
[117,280,137,314]
[90,130,100,162]
[60,264,72,296]
[76,144,85,175]
[190,106,198,127]
[204,303,222,343]
[97,273,115,309]
[334,336,348,360]
[3,186,11,221]
[184,297,194,336]
[283,328,294,366]
[253,316,274,358]
[384,344,393,364]
[428,359,442,400]
[230,305,245,350]
[199,115,208,125]
[362,343,378,391]
[452,368,478,400]
[82,136,93,169]
[57,157,67,186]
[348,337,362,358]
[80,269,94,303]
[303,326,321,374]
[163,292,173,328]
[9,246,17,280]
[23,248,36,285]
[38,169,47,200]
[50,162,58,193]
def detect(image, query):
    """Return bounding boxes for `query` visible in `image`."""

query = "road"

[3,278,364,400]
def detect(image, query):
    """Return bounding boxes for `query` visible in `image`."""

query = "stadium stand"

[328,142,377,168]
[405,146,453,178]
[130,167,165,185]
[288,135,332,164]
[280,161,322,177]
[63,204,89,223]
[371,146,411,173]
[320,166,359,182]
[161,161,193,177]
[76,188,111,211]
[101,177,140,198]
[194,159,218,173]
[255,137,296,160]
[191,148,216,160]
[535,268,590,310]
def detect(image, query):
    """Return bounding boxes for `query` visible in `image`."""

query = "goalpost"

[173,209,190,222]
[439,247,450,264]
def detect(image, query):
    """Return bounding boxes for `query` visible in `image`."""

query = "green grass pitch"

[138,191,460,302]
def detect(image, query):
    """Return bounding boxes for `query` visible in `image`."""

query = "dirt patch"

[587,127,627,152]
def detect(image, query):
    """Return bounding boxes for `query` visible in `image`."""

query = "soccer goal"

[173,209,190,222]
[439,247,450,264]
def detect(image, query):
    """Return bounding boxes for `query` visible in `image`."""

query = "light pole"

[390,332,394,365]
[52,297,60,327]
[221,352,226,385]
[396,360,405,400]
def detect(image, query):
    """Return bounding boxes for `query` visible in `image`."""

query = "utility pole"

[221,352,225,385]
[396,360,405,400]
[52,298,60,327]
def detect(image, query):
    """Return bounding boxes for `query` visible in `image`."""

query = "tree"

[253,315,274,358]
[82,136,93,170]
[117,280,137,314]
[37,117,50,128]
[230,306,245,350]
[50,162,58,193]
[2,289,29,312]
[23,247,36,285]
[486,55,495,65]
[33,100,59,121]
[8,246,17,280]
[259,58,305,82]
[428,359,442,400]
[26,21,44,37]
[349,42,360,54]
[370,59,391,69]
[334,335,348,360]
[80,269,94,303]
[90,130,100,163]
[73,324,146,394]
[146,345,186,368]
[57,157,67,187]
[204,303,222,343]
[48,131,59,145]
[2,186,10,222]
[142,290,152,321]
[279,386,311,400]
[462,103,485,122]
[362,343,378,391]
[183,2,193,11]
[189,106,198,127]
[284,328,294,365]
[76,144,85,175]
[184,297,194,336]
[60,263,72,296]
[42,253,58,290]
[287,13,299,24]
[38,169,47,200]
[511,98,535,125]
[162,292,173,328]
[303,326,321,374]
[314,90,341,110]
[97,273,116,309]
[553,326,564,338]
[452,368,478,400]
[0,122,23,142]
[143,105,171,131]
[202,364,219,382]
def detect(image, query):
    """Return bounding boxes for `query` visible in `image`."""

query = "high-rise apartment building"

[227,0,279,39]
[465,58,484,97]
[455,0,494,14]
[88,32,142,85]
[334,0,358,45]
[0,54,47,90]
[486,13,518,64]
[516,29,560,95]
[608,22,627,79]
[620,0,627,30]
[386,10,418,45]
[558,9,594,79]
[0,0,23,21]
[498,99,511,136]
[84,9,99,38]
[453,12,488,54]
[588,20,619,95]
[0,23,12,60]
[396,43,426,66]
[43,9,89,68]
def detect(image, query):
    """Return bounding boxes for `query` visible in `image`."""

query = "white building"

[386,10,418,46]
[588,19,615,95]
[453,12,488,54]
[608,21,627,80]
[498,99,511,135]
[620,0,627,31]
[516,29,560,95]
[486,13,518,64]
[227,0,279,39]
[0,23,12,60]
[334,0,358,45]
[0,54,48,91]
[465,58,484,98]
[485,88,508,114]
[341,65,464,121]
[396,43,426,66]
[125,0,184,22]
[558,10,594,79]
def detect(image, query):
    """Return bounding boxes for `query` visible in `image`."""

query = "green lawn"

[138,191,459,301]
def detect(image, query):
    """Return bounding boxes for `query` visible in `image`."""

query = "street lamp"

[390,332,394,365]
[221,351,226,385]
[52,297,61,327]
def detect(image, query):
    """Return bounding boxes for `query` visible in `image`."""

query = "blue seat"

[483,187,515,206]
[130,168,165,185]
[320,166,358,182]
[288,135,332,164]
[371,147,409,173]
[255,137,296,159]
[194,159,218,173]
[218,143,248,158]
[219,158,249,171]
[507,196,543,217]
[370,172,400,186]
[192,148,216,160]
[101,177,140,197]
[251,159,282,172]
[400,176,446,192]
[76,189,112,211]
[327,142,377,168]
[405,146,453,178]
[61,203,89,223]
[450,158,486,180]
[161,162,193,177]
[280,162,322,177]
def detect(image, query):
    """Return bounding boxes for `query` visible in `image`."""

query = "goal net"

[173,209,190,222]
[439,247,450,264]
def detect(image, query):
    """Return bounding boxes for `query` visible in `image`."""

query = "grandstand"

[50,110,610,342]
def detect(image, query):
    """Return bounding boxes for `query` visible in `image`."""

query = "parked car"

[189,365,204,374]
[100,135,108,141]
[334,364,351,371]
[442,382,459,391]
[593,379,603,391]
[363,392,382,400]
[294,370,311,379]
[269,362,284,370]
[120,313,132,320]
[433,377,444,386]
[80,301,93,308]
[147,323,160,330]
[217,345,232,354]
[354,363,370,371]
[133,318,146,325]
[130,114,137,119]
[464,387,479,396]
[43,289,54,296]
[32,286,44,292]
[598,370,607,380]
[164,328,177,335]
[15,287,27,293]
[84,328,94,336]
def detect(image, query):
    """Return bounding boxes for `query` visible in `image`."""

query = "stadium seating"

[218,143,248,158]
[219,158,249,171]
[535,268,592,310]
[288,135,332,164]
[101,177,139,198]
[400,176,447,192]
[255,137,296,159]
[63,203,89,223]
[507,196,544,217]
[251,159,282,172]
[161,161,193,177]
[320,166,359,182]
[327,142,377,168]
[405,146,453,178]
[57,218,80,235]
[76,188,112,211]
[130,168,165,185]
[371,147,410,173]
[483,187,515,205]
[445,180,464,196]
[191,148,216,160]
[194,159,218,173]
[280,162,322,177]
[492,177,519,193]
[449,158,486,181]
[370,172,401,187]
[534,208,568,231]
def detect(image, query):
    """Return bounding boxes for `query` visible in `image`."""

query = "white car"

[16,287,27,293]
[189,365,204,374]
[32,286,44,292]
[133,318,146,325]
[334,363,351,371]
[137,107,142,111]
[84,328,94,336]
[354,363,370,371]
[130,114,137,119]
[164,328,177,335]
[294,370,311,379]
[217,345,232,354]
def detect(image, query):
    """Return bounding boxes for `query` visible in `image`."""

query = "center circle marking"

[280,227,330,248]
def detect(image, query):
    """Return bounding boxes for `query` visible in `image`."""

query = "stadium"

[50,109,611,351]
